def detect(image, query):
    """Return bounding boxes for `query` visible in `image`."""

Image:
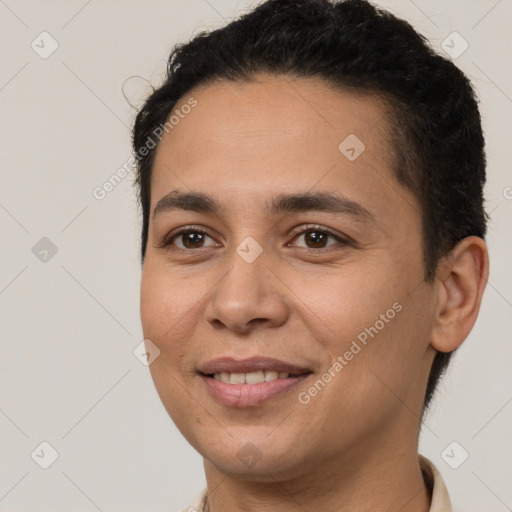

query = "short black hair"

[132,0,487,410]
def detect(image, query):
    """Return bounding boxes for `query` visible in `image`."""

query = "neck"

[203,433,430,512]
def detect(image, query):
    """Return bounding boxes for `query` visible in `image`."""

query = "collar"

[419,454,452,511]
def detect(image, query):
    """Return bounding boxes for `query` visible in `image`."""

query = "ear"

[430,236,489,353]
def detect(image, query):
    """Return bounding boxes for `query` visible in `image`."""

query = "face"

[140,75,437,480]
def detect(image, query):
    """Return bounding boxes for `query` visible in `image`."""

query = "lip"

[200,373,311,407]
[197,356,312,376]
[197,356,313,408]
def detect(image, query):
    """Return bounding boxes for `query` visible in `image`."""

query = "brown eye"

[180,231,207,249]
[303,231,329,248]
[291,228,346,250]
[164,229,218,250]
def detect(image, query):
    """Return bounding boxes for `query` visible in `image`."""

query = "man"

[133,0,489,510]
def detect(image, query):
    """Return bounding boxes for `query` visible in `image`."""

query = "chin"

[193,427,307,479]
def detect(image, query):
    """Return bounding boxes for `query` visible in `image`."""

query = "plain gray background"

[1,1,511,511]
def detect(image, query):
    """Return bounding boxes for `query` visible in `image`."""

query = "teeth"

[230,373,246,384]
[212,371,290,384]
[264,371,279,382]
[245,371,265,384]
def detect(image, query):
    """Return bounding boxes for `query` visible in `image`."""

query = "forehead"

[150,75,416,226]
[156,75,392,163]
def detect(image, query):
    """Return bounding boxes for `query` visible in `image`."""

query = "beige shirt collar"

[182,455,451,512]
[420,455,452,511]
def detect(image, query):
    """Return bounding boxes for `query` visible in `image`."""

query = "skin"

[140,74,489,512]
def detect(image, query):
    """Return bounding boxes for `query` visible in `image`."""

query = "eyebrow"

[152,190,375,222]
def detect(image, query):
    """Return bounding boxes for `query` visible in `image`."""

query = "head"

[134,0,488,478]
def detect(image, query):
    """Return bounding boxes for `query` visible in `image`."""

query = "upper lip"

[198,356,313,376]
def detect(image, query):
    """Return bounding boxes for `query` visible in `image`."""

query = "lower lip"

[200,374,310,407]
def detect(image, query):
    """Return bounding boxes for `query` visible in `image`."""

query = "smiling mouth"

[197,357,314,407]
[204,370,307,384]
[197,356,313,376]
[199,371,312,407]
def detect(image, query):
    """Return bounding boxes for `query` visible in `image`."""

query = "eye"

[161,227,219,250]
[288,225,348,250]
[158,224,349,252]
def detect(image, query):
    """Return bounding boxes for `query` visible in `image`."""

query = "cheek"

[140,263,201,428]
[139,269,213,451]
[301,263,432,394]
[297,265,398,352]
[140,261,205,364]
[329,288,434,418]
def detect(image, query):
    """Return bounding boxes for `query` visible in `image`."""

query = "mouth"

[207,370,298,384]
[197,356,313,407]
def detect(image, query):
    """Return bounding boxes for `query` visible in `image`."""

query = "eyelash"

[158,224,351,252]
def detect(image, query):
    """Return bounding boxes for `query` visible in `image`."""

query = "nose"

[205,248,289,334]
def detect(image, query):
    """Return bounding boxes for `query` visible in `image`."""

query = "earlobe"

[430,236,489,353]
